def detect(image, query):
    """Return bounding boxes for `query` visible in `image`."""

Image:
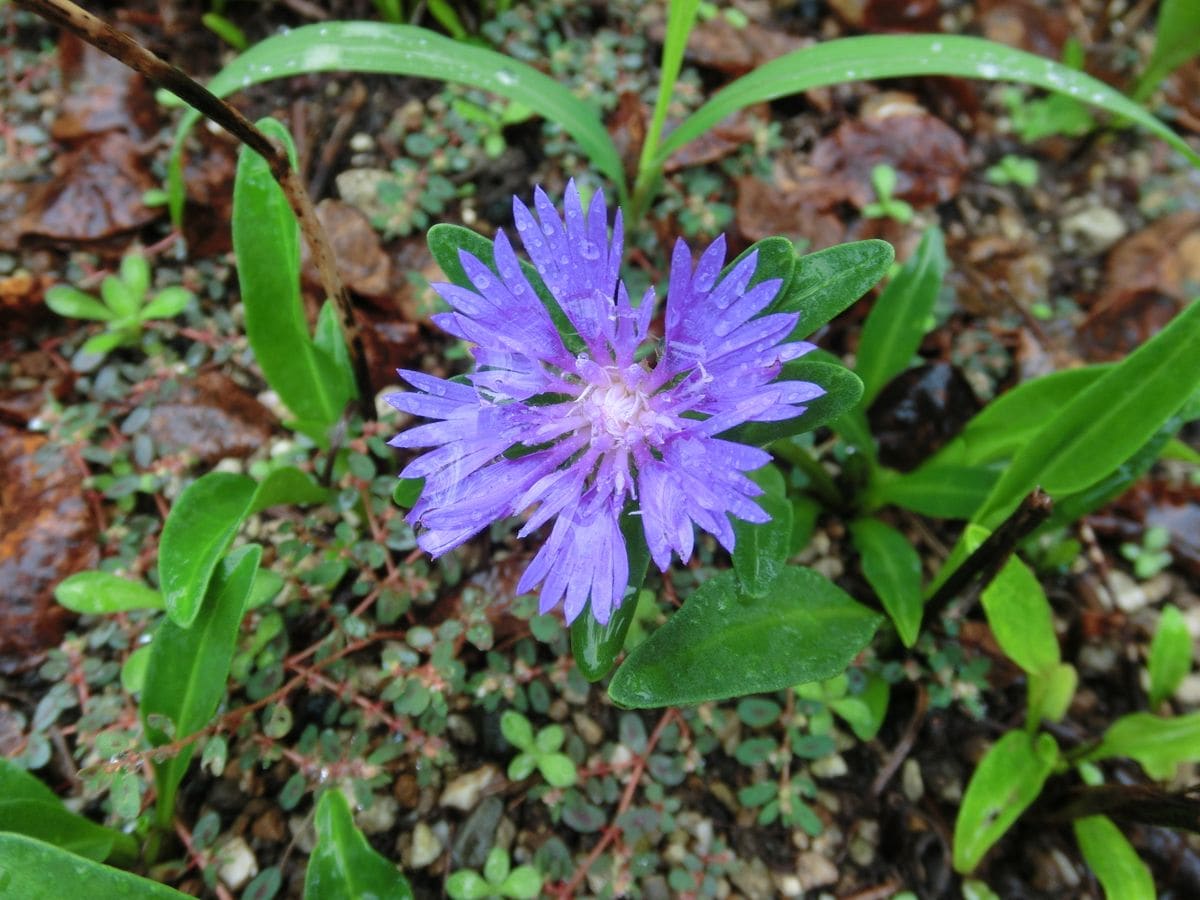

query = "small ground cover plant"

[3,0,1200,897]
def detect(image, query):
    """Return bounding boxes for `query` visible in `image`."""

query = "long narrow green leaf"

[658,35,1200,170]
[142,546,260,829]
[1074,816,1156,900]
[232,118,350,437]
[976,299,1200,526]
[850,518,923,646]
[1083,711,1200,780]
[980,556,1059,675]
[856,227,946,405]
[1133,0,1200,102]
[869,464,996,519]
[170,22,621,223]
[0,834,190,900]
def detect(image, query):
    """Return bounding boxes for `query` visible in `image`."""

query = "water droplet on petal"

[712,319,734,337]
[559,254,569,265]
[541,222,555,237]
[475,273,491,289]
[580,240,600,260]
[694,270,716,292]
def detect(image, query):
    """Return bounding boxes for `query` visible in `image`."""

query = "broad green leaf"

[500,866,543,900]
[249,466,329,514]
[1083,711,1200,780]
[233,117,350,436]
[1028,663,1077,725]
[0,834,189,899]
[0,758,60,805]
[726,236,797,298]
[45,286,114,321]
[1148,605,1193,708]
[953,730,1058,874]
[0,800,131,863]
[1074,816,1155,900]
[446,871,489,900]
[1133,0,1200,101]
[119,254,150,303]
[100,276,138,319]
[170,23,621,223]
[159,473,256,627]
[313,300,356,409]
[850,518,923,646]
[856,227,946,404]
[499,710,534,750]
[304,789,414,900]
[725,360,864,447]
[977,299,1200,527]
[142,545,260,829]
[54,571,163,614]
[980,556,1059,675]
[657,35,1200,171]
[247,568,285,610]
[80,331,127,356]
[869,464,996,519]
[778,240,894,338]
[482,847,509,886]
[608,568,881,708]
[120,645,152,694]
[732,465,793,597]
[537,753,577,788]
[571,509,652,681]
[829,673,890,741]
[921,365,1110,470]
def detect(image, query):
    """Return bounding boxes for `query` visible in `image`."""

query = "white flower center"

[592,379,649,439]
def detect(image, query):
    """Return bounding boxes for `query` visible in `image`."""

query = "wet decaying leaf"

[734,174,846,251]
[0,426,98,673]
[665,105,767,174]
[1164,59,1200,134]
[826,0,941,31]
[811,110,969,209]
[609,91,647,186]
[977,0,1070,59]
[956,234,1053,314]
[179,131,239,257]
[15,132,158,244]
[1102,482,1200,580]
[0,347,74,427]
[868,362,980,471]
[141,372,274,465]
[675,17,803,76]
[301,199,393,300]
[51,37,158,144]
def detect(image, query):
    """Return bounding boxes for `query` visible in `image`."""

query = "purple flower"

[388,182,824,625]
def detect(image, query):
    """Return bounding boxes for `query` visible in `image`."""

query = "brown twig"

[871,683,928,797]
[16,0,376,421]
[924,488,1055,622]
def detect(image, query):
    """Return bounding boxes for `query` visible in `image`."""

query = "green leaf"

[869,464,996,519]
[979,556,1060,675]
[725,360,864,447]
[0,834,190,899]
[45,286,114,321]
[140,286,193,321]
[446,870,490,900]
[1027,662,1077,725]
[119,254,150,303]
[507,754,536,782]
[232,117,350,438]
[499,866,543,900]
[732,465,793,597]
[304,790,414,900]
[777,240,894,338]
[977,299,1200,527]
[1133,0,1200,102]
[100,275,138,319]
[170,23,621,224]
[1074,816,1155,900]
[953,730,1058,874]
[0,762,141,863]
[313,300,356,411]
[54,571,163,614]
[1148,605,1193,708]
[608,568,881,708]
[571,509,652,681]
[855,227,946,404]
[81,331,128,355]
[499,711,534,750]
[249,465,329,513]
[537,754,577,788]
[657,35,1200,172]
[482,846,509,886]
[828,673,890,741]
[158,472,256,627]
[141,545,260,829]
[850,518,923,647]
[120,645,152,694]
[1083,711,1200,780]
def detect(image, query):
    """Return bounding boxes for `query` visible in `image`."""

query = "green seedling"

[447,846,541,900]
[45,252,193,358]
[1120,525,1172,579]
[862,164,914,224]
[500,710,577,788]
[450,96,534,158]
[985,154,1039,187]
[1002,39,1095,142]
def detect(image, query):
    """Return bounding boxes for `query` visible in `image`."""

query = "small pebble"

[439,764,500,811]
[407,822,443,869]
[349,132,375,153]
[902,758,924,802]
[1060,206,1127,254]
[356,795,398,834]
[215,836,258,891]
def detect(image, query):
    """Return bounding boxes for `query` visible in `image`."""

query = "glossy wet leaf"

[850,518,923,646]
[304,789,414,900]
[869,463,996,519]
[977,299,1200,527]
[608,568,881,708]
[657,35,1200,171]
[725,360,864,447]
[778,240,894,338]
[142,546,260,828]
[232,117,351,439]
[1074,816,1155,900]
[0,834,189,899]
[171,23,620,223]
[733,465,793,597]
[953,730,1058,873]
[856,226,946,405]
[980,556,1059,676]
[54,571,163,614]
[158,472,256,627]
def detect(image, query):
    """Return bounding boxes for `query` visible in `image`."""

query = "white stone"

[215,836,258,891]
[407,822,443,868]
[439,764,500,811]
[1060,206,1127,254]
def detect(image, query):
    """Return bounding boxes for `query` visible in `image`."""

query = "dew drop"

[511,281,526,294]
[475,273,491,289]
[516,218,529,231]
[541,222,555,237]
[930,41,943,52]
[496,69,517,87]
[559,254,569,265]
[580,240,600,260]
[694,270,716,292]
[977,62,1000,79]
[712,319,734,337]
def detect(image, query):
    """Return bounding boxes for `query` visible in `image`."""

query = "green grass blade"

[169,23,622,222]
[658,35,1200,171]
